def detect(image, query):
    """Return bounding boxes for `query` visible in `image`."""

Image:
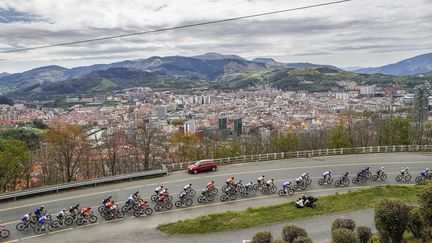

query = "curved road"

[0,152,431,243]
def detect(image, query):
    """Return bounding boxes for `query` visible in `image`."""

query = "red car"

[188,159,217,174]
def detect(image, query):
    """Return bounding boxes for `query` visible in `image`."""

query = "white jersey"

[155,186,162,192]
[301,173,309,178]
[128,195,134,201]
[296,177,303,182]
[323,171,331,176]
[184,184,191,190]
[266,180,273,185]
[258,176,264,181]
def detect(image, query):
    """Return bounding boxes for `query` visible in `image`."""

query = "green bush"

[282,225,308,243]
[331,218,356,232]
[252,231,273,243]
[355,226,372,243]
[407,207,425,239]
[292,236,313,243]
[331,228,359,243]
[419,182,432,227]
[270,239,285,243]
[374,199,410,243]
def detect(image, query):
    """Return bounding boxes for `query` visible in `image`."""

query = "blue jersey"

[38,215,47,225]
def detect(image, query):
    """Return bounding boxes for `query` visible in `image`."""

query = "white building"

[360,85,376,95]
[184,120,196,134]
[335,93,349,100]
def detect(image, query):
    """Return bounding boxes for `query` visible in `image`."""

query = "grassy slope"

[158,185,424,234]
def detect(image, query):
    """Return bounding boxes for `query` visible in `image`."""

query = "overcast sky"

[0,0,431,73]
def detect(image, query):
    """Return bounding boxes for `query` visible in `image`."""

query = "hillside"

[356,52,432,76]
[0,53,338,92]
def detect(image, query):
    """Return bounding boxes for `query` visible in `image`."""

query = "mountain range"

[355,53,432,76]
[1,52,431,98]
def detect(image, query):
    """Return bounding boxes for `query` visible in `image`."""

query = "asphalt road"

[0,152,430,242]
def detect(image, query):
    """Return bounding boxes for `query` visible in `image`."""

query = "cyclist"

[322,171,331,180]
[21,212,31,224]
[301,172,309,180]
[226,177,235,186]
[206,181,215,188]
[80,207,92,222]
[102,196,112,206]
[376,166,385,176]
[184,183,192,193]
[179,190,188,202]
[155,186,164,195]
[234,179,243,188]
[342,172,349,178]
[282,180,292,191]
[401,167,409,176]
[257,175,265,185]
[38,214,48,230]
[265,179,275,188]
[202,187,210,197]
[34,205,45,218]
[361,167,370,175]
[295,176,304,186]
[245,181,254,189]
[69,204,80,216]
[420,168,430,177]
[57,209,66,224]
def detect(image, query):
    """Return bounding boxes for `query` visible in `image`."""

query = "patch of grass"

[158,185,424,234]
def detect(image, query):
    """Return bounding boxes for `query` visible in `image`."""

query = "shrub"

[270,239,285,243]
[332,228,359,243]
[282,225,308,243]
[374,199,410,243]
[292,236,313,243]
[331,218,356,232]
[355,226,372,243]
[419,182,432,227]
[252,231,273,243]
[407,207,425,239]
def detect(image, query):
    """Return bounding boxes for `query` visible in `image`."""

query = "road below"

[0,152,430,242]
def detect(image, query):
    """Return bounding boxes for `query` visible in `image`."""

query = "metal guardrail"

[0,168,167,202]
[165,144,432,171]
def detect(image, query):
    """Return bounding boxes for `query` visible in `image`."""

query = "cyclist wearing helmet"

[207,181,215,188]
[265,179,275,188]
[184,183,192,192]
[301,172,309,180]
[377,166,385,176]
[420,168,430,177]
[401,167,409,175]
[21,212,31,224]
[34,205,45,218]
[322,171,331,180]
[155,186,164,195]
[57,209,66,223]
[257,175,265,184]
[226,177,235,186]
[295,176,303,185]
[282,180,292,190]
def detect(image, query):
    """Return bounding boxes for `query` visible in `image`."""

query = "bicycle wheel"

[51,220,61,228]
[189,189,196,197]
[220,195,228,202]
[121,205,129,213]
[278,189,286,197]
[334,180,341,187]
[405,175,412,181]
[306,178,312,185]
[175,201,182,208]
[262,188,269,194]
[144,208,153,215]
[396,175,402,182]
[116,211,124,218]
[133,210,141,217]
[64,216,74,226]
[186,198,193,206]
[318,179,324,185]
[381,174,387,180]
[229,194,237,200]
[270,186,277,193]
[352,177,358,184]
[34,227,43,234]
[151,195,158,201]
[76,218,84,226]
[372,175,378,181]
[16,223,27,231]
[97,206,105,213]
[343,179,350,186]
[249,188,257,196]
[211,188,218,194]
[415,176,423,184]
[360,176,367,183]
[89,215,98,223]
[197,196,204,203]
[0,229,10,238]
[166,203,173,210]
[154,205,162,212]
[208,194,215,201]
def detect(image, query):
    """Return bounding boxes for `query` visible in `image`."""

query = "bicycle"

[0,225,10,238]
[334,176,350,187]
[278,185,297,196]
[318,176,334,185]
[396,172,412,182]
